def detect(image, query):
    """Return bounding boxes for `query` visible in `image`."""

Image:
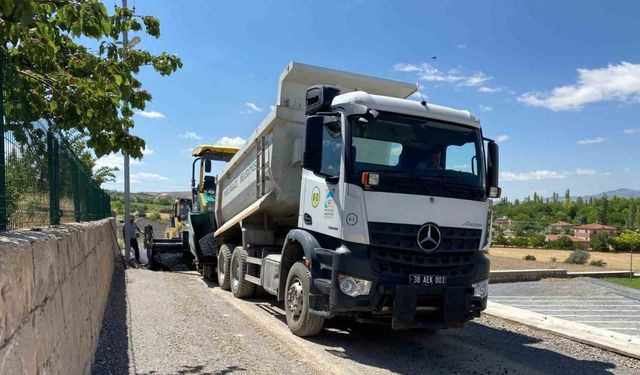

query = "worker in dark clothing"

[123,215,143,262]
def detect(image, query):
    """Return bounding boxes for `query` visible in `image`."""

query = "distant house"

[574,224,620,242]
[549,221,575,231]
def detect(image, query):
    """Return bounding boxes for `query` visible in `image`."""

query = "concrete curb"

[489,269,636,284]
[489,269,565,284]
[485,301,640,360]
[582,277,640,301]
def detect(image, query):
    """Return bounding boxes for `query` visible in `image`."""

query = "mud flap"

[442,288,470,328]
[391,286,418,330]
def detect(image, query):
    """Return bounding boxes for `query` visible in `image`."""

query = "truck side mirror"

[303,116,323,173]
[487,141,501,198]
[303,115,340,176]
[205,159,212,173]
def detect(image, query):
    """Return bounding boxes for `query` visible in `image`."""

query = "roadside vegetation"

[109,191,186,223]
[493,191,638,229]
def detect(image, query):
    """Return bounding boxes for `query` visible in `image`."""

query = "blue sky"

[97,0,640,199]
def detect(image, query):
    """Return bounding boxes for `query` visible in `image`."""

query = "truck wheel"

[217,244,233,290]
[285,262,325,337]
[230,247,255,298]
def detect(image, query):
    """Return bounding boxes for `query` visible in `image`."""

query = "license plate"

[409,274,447,286]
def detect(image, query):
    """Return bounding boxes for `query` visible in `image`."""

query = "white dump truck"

[211,62,501,336]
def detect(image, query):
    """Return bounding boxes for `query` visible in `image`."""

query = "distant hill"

[580,188,640,200]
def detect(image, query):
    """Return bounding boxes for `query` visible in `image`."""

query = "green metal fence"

[0,50,111,231]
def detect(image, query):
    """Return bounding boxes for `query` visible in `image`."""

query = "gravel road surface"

[93,263,640,375]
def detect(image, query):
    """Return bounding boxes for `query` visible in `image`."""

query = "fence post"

[47,131,61,225]
[0,48,6,231]
[71,159,81,222]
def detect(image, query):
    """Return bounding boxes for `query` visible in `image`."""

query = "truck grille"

[368,222,482,253]
[368,222,481,279]
[371,247,476,279]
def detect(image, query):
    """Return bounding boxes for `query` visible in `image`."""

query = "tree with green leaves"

[628,200,637,229]
[66,131,118,185]
[596,195,609,225]
[1,0,182,158]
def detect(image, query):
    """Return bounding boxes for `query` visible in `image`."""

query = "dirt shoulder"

[489,247,637,271]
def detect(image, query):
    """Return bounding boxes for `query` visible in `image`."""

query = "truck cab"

[298,86,500,330]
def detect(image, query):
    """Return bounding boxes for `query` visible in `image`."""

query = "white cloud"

[142,148,154,155]
[215,136,246,148]
[118,172,168,184]
[270,105,276,111]
[623,128,640,134]
[518,62,640,111]
[478,86,501,93]
[495,135,510,143]
[94,153,140,171]
[180,131,202,140]
[456,44,467,49]
[576,168,597,175]
[577,136,606,145]
[392,63,492,87]
[478,104,493,112]
[245,102,262,113]
[136,110,165,119]
[464,72,492,87]
[501,170,567,182]
[393,63,421,73]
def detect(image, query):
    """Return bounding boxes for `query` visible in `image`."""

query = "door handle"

[304,213,312,225]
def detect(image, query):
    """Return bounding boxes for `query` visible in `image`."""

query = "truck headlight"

[482,210,493,251]
[472,280,488,299]
[337,274,372,297]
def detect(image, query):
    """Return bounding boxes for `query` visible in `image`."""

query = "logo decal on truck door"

[311,186,321,207]
[324,188,336,218]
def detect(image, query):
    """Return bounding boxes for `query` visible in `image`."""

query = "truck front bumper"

[310,243,490,329]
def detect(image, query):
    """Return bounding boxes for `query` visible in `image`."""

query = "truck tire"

[284,262,325,337]
[217,244,233,290]
[230,246,255,298]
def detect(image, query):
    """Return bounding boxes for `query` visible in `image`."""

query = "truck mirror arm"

[325,175,339,184]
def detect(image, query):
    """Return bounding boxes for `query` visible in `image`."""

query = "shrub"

[511,236,529,248]
[565,249,590,265]
[528,234,546,248]
[149,212,161,221]
[609,231,640,252]
[589,259,607,267]
[549,257,558,263]
[590,234,610,251]
[523,254,536,261]
[493,233,508,247]
[545,235,575,250]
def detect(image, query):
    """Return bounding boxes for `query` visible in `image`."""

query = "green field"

[604,277,640,290]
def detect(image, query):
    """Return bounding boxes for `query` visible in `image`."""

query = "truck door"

[299,118,343,237]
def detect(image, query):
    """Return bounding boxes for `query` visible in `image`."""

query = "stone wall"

[0,218,119,375]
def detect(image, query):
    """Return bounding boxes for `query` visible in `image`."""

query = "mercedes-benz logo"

[417,223,441,251]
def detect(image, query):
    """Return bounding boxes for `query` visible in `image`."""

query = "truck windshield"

[348,112,485,196]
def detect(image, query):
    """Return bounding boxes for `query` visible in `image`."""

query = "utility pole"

[122,0,131,259]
